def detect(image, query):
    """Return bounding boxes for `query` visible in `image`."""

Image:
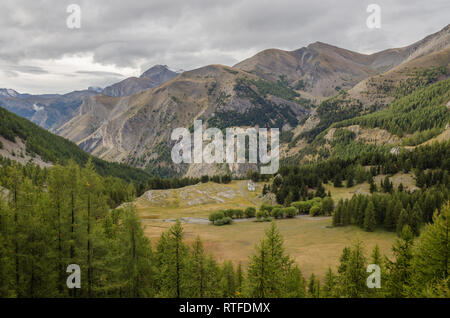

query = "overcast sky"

[0,0,448,94]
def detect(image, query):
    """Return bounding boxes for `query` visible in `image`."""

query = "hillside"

[0,107,150,185]
[287,79,450,163]
[56,64,311,177]
[102,65,179,97]
[0,65,180,130]
[234,24,450,100]
[0,88,98,130]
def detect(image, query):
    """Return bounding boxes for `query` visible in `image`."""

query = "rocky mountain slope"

[102,65,179,97]
[234,24,450,100]
[0,65,179,130]
[56,64,311,176]
[2,25,449,178]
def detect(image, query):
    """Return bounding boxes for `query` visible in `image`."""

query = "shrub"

[256,210,267,220]
[244,207,256,218]
[224,209,235,218]
[271,207,284,219]
[214,217,233,226]
[233,209,244,218]
[310,205,321,216]
[284,207,297,218]
[260,204,273,213]
[208,211,225,224]
[201,175,209,183]
[321,197,334,215]
[292,201,311,214]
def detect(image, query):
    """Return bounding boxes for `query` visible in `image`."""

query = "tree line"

[0,157,448,297]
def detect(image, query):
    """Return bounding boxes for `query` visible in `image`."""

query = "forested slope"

[0,107,150,185]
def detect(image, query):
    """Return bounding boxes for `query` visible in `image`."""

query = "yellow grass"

[142,217,396,279]
[135,179,397,279]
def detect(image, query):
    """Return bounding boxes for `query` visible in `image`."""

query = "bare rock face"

[49,25,450,177]
[56,64,310,176]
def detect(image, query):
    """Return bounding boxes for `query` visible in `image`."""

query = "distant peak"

[140,64,180,79]
[0,88,19,97]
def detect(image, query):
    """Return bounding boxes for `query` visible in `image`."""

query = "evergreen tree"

[156,220,190,297]
[339,241,367,297]
[411,204,450,296]
[363,201,377,232]
[322,268,337,297]
[386,225,414,297]
[220,261,236,297]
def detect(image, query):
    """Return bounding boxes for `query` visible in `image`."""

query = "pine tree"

[190,236,207,297]
[308,273,318,297]
[156,220,190,297]
[339,241,368,297]
[411,204,450,296]
[322,268,337,297]
[283,264,306,298]
[247,239,270,297]
[369,244,386,297]
[235,262,244,297]
[386,225,414,297]
[363,201,377,232]
[396,209,409,235]
[410,204,422,236]
[119,206,154,297]
[220,261,236,297]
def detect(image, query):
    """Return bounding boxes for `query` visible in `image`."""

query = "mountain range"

[1,24,449,178]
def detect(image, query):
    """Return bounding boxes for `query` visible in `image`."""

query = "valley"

[0,20,449,299]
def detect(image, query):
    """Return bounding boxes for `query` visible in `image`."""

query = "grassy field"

[135,180,266,220]
[141,217,396,279]
[135,179,397,278]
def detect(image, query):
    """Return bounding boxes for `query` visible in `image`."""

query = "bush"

[271,207,284,219]
[214,217,233,226]
[256,210,267,220]
[284,207,297,218]
[321,197,334,215]
[292,198,323,214]
[208,211,225,224]
[292,201,311,214]
[260,204,273,214]
[233,209,244,218]
[201,175,209,183]
[0,141,3,149]
[244,207,256,218]
[310,205,321,216]
[224,209,235,218]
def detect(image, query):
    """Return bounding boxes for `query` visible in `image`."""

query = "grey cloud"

[76,70,124,77]
[0,0,448,93]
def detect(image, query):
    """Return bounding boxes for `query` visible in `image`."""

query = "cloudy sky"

[0,0,448,94]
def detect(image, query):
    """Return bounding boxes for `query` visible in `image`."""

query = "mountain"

[0,89,99,130]
[56,64,311,177]
[0,106,150,184]
[0,65,180,130]
[102,65,179,97]
[2,25,449,178]
[234,24,450,100]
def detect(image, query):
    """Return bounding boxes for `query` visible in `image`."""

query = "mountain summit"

[101,65,179,98]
